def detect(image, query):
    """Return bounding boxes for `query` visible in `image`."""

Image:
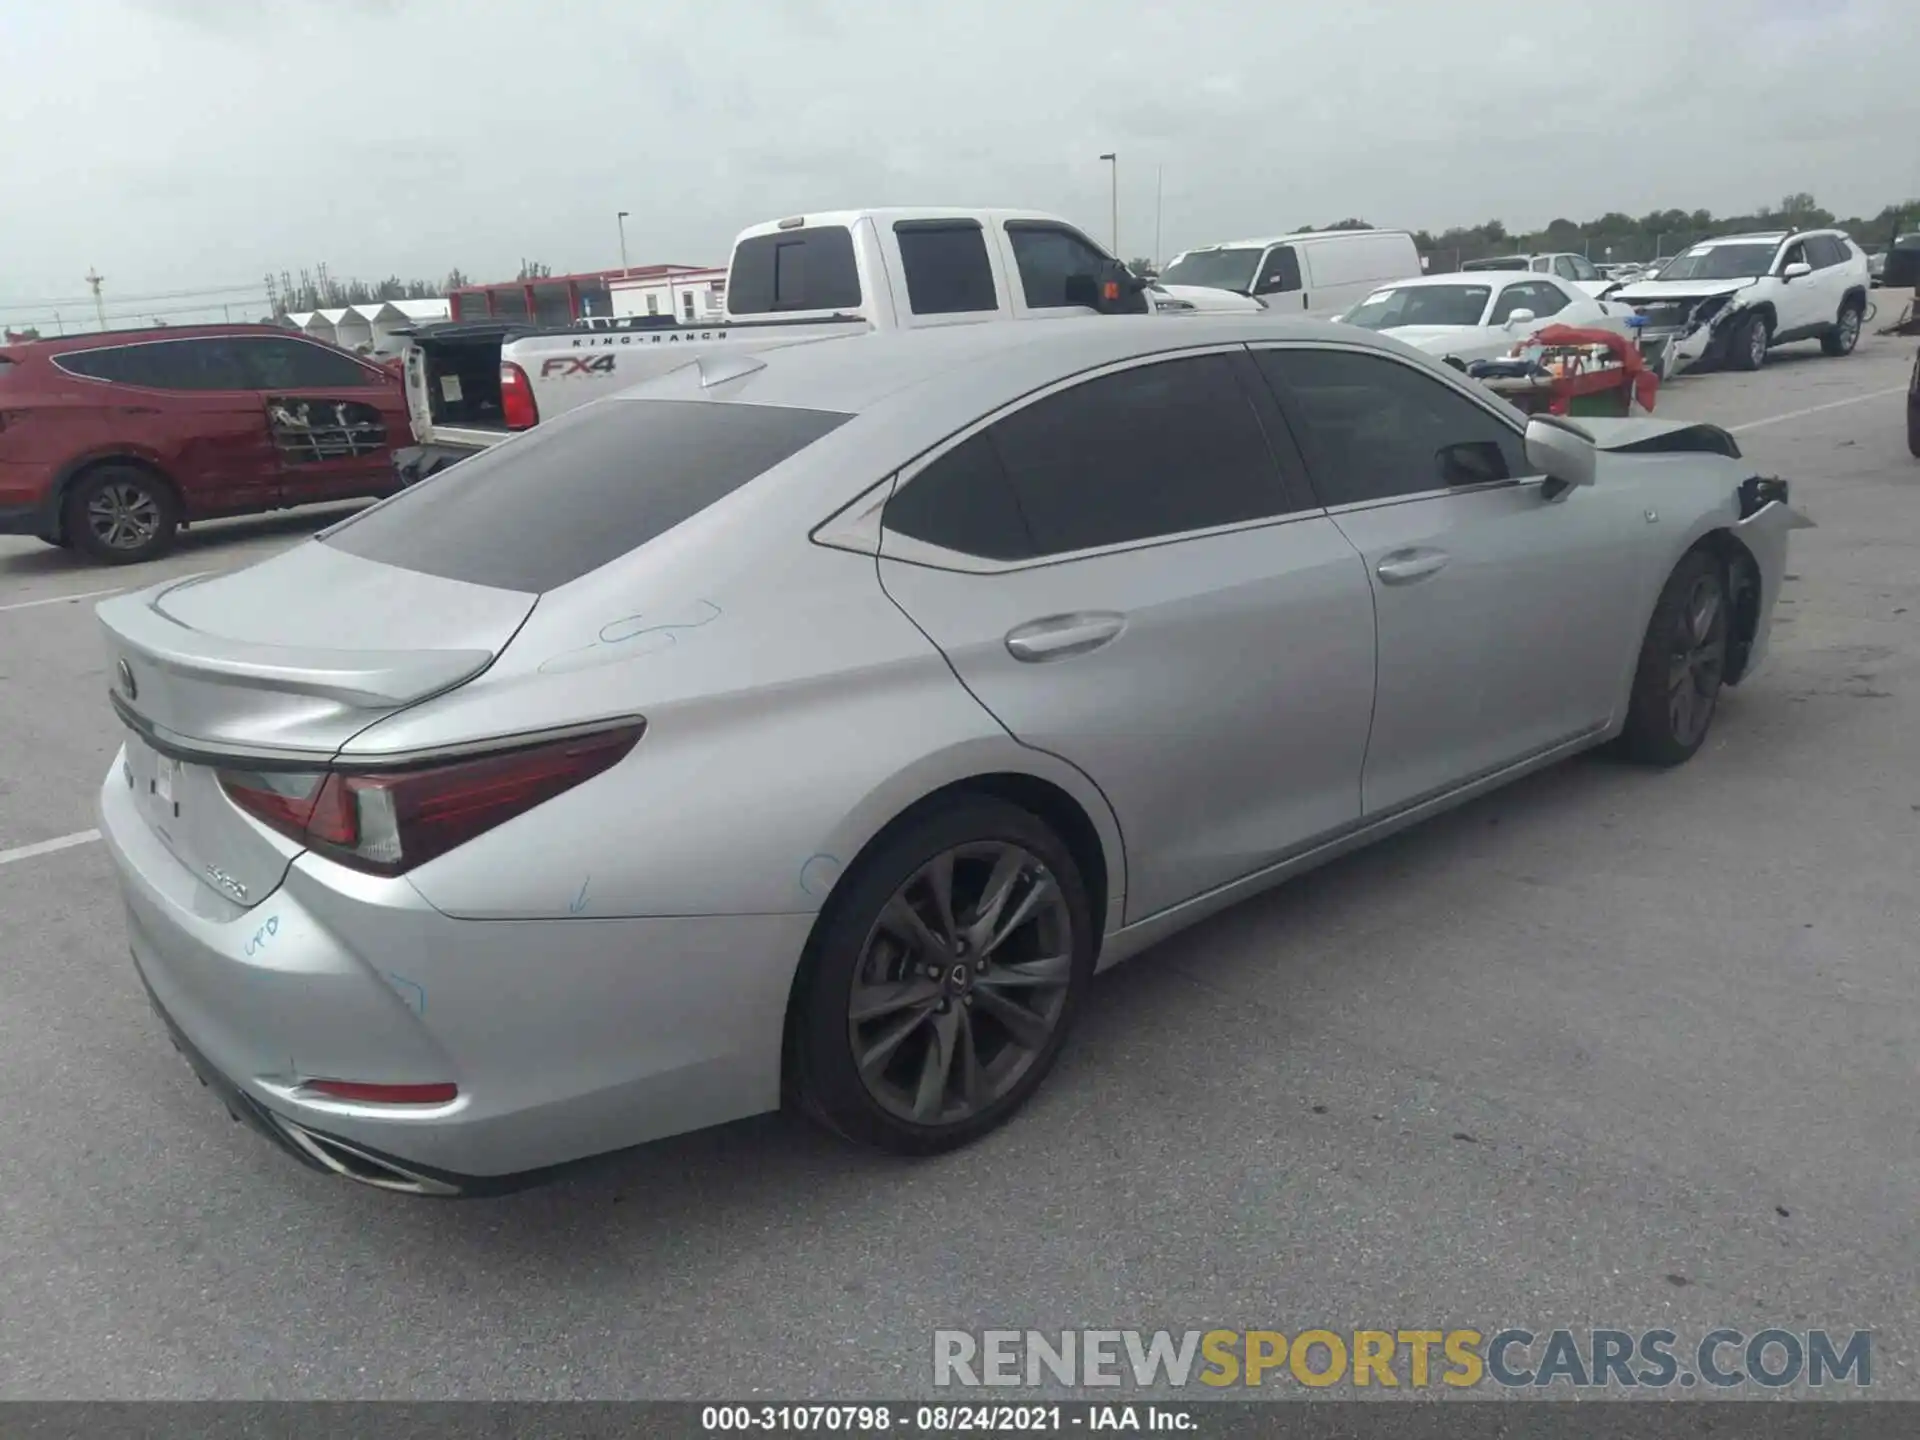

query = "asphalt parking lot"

[1,334,1915,1400]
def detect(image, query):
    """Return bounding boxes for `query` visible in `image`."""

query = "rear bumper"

[99,747,811,1194]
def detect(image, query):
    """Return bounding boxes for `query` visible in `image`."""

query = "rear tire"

[788,797,1095,1156]
[1619,549,1731,767]
[1821,300,1862,356]
[63,464,179,565]
[1728,311,1769,372]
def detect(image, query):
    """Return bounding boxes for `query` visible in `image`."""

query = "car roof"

[1359,272,1533,291]
[1691,232,1791,247]
[615,314,1429,418]
[19,323,319,353]
[732,209,1096,242]
[1174,229,1414,255]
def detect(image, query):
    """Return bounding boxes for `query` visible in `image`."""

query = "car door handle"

[1005,612,1127,662]
[1376,549,1450,585]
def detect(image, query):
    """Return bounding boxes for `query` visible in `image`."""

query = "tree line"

[1133,195,1917,274]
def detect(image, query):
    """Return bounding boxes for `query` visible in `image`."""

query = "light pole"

[617,211,631,276]
[1098,153,1118,256]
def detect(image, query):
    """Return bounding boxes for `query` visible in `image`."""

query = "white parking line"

[1728,386,1909,435]
[0,586,123,614]
[0,829,102,867]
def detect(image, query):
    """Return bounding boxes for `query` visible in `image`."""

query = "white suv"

[1608,229,1872,376]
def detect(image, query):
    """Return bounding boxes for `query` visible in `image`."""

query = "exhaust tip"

[270,1117,462,1197]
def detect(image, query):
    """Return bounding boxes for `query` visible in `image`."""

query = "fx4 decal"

[541,355,618,377]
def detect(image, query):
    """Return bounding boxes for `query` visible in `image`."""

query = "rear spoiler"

[99,585,491,713]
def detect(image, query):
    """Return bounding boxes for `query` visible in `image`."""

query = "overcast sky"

[2,0,1916,327]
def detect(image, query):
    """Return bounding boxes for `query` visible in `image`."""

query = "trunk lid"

[97,538,536,908]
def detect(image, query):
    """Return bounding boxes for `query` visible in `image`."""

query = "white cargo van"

[1158,229,1422,316]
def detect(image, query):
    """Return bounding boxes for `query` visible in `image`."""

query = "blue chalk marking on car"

[570,876,592,914]
[243,914,280,958]
[385,973,426,1015]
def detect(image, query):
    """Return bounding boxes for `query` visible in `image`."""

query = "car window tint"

[1255,347,1529,506]
[1570,255,1601,281]
[979,353,1290,556]
[727,227,862,314]
[884,431,1034,560]
[324,398,852,592]
[893,222,999,315]
[1806,235,1845,268]
[54,338,251,390]
[1525,281,1571,316]
[1489,283,1548,324]
[1005,224,1109,309]
[235,337,378,389]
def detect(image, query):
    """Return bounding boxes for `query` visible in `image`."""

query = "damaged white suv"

[1610,229,1871,377]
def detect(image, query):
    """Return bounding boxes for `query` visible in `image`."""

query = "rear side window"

[887,354,1292,561]
[323,398,852,592]
[234,337,379,389]
[727,228,862,314]
[54,338,251,390]
[893,221,998,315]
[885,432,1035,561]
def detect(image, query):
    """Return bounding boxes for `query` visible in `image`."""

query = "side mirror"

[1782,261,1812,281]
[1063,263,1149,314]
[1524,415,1596,497]
[1505,308,1537,329]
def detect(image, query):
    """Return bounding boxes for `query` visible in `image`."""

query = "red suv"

[0,324,410,564]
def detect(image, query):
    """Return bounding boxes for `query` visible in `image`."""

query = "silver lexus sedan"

[96,315,1808,1195]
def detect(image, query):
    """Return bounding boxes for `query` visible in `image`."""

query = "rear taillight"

[499,361,538,429]
[303,1080,458,1105]
[217,723,644,876]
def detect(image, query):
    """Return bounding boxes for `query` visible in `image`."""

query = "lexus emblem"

[117,659,137,700]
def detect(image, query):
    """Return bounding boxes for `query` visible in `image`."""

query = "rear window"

[894,221,998,315]
[322,398,852,593]
[727,227,862,314]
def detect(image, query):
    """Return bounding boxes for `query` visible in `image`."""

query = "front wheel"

[1821,301,1862,356]
[1619,550,1731,767]
[788,797,1095,1155]
[1728,311,1770,372]
[63,465,179,565]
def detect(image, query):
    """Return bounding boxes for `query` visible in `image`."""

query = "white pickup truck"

[394,207,1258,479]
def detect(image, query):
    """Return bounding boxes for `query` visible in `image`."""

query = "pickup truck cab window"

[728,227,863,314]
[1004,223,1111,310]
[893,220,999,315]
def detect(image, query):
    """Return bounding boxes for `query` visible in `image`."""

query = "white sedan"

[1335,273,1632,368]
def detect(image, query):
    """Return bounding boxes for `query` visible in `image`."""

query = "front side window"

[234,337,380,389]
[884,354,1294,561]
[727,227,863,314]
[1254,347,1528,507]
[894,221,998,315]
[1253,246,1302,296]
[1005,224,1110,310]
[325,397,852,592]
[1568,254,1601,281]
[1490,281,1568,324]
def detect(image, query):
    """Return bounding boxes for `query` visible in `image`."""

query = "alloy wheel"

[1667,573,1728,748]
[86,482,161,552]
[1837,308,1860,353]
[1748,319,1768,368]
[848,841,1074,1127]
